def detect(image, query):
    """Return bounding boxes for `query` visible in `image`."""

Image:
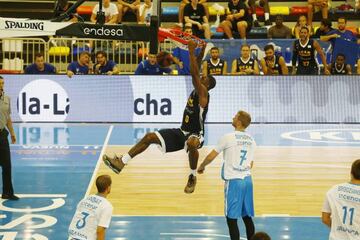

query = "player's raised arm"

[189,40,208,107]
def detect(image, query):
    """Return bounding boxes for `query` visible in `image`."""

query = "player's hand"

[188,40,197,51]
[245,68,253,74]
[226,15,233,21]
[11,134,16,144]
[197,165,205,174]
[178,62,184,69]
[107,71,114,75]
[197,23,203,30]
[324,68,330,75]
[67,71,74,78]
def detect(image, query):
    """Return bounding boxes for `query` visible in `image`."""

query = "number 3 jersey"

[215,131,256,180]
[322,183,360,240]
[69,194,113,240]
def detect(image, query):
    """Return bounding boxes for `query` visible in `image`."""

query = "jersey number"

[342,206,355,225]
[239,150,247,166]
[76,212,90,229]
[185,115,189,123]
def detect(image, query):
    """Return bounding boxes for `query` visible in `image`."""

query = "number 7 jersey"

[215,131,256,180]
[322,183,360,240]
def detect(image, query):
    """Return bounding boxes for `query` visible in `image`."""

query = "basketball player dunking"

[103,40,216,194]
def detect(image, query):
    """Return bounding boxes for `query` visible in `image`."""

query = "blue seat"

[162,7,179,16]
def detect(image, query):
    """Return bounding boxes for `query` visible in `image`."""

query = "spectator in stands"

[247,0,271,27]
[139,0,153,24]
[251,232,271,240]
[293,15,312,39]
[358,59,360,74]
[321,17,360,49]
[91,0,118,24]
[219,0,251,39]
[117,0,140,23]
[24,53,56,74]
[327,53,352,75]
[231,44,259,75]
[67,51,91,78]
[292,27,329,75]
[93,51,119,75]
[184,0,211,39]
[260,45,288,75]
[312,18,333,39]
[307,0,329,26]
[267,15,291,39]
[135,53,172,75]
[202,46,227,76]
[177,0,209,28]
[172,27,201,75]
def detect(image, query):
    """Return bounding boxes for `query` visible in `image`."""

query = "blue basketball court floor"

[1,122,359,239]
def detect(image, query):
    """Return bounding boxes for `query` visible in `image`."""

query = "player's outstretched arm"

[189,40,208,107]
[197,149,219,174]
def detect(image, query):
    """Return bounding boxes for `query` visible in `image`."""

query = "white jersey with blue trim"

[322,182,360,240]
[215,131,256,180]
[69,194,113,240]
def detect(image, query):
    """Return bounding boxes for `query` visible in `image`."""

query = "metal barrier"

[0,38,47,72]
[0,37,146,74]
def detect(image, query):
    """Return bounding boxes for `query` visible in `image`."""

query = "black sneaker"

[102,154,125,174]
[2,194,19,200]
[184,174,197,194]
[264,20,272,26]
[253,20,260,27]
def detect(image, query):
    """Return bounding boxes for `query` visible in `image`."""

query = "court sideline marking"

[85,125,114,196]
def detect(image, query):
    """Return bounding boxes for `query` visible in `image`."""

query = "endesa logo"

[281,129,360,144]
[83,26,123,37]
[17,79,70,122]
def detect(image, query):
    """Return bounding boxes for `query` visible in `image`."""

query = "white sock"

[265,13,270,21]
[190,169,196,176]
[122,153,132,164]
[252,14,257,21]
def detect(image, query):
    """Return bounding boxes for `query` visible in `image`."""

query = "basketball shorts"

[224,176,254,218]
[155,128,204,153]
[231,20,252,33]
[296,65,319,75]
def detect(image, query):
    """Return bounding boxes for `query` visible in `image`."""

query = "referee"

[0,76,18,200]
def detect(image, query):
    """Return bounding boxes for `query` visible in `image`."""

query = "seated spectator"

[219,0,251,39]
[94,51,119,75]
[183,0,211,39]
[312,18,333,39]
[267,15,291,39]
[356,0,360,11]
[308,0,329,26]
[260,44,288,75]
[91,0,118,24]
[247,0,271,27]
[177,0,209,28]
[135,53,172,75]
[231,44,259,75]
[293,15,312,39]
[24,53,56,74]
[357,59,360,74]
[172,27,201,75]
[67,51,91,78]
[327,53,352,75]
[202,46,227,76]
[251,232,271,240]
[117,0,140,23]
[292,27,329,75]
[139,0,152,24]
[321,17,360,49]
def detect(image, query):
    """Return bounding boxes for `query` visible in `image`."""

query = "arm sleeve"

[135,61,145,75]
[98,204,113,228]
[67,62,74,71]
[183,4,190,17]
[214,135,227,153]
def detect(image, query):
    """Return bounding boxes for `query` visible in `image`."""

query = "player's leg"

[237,21,248,39]
[184,135,201,193]
[225,180,243,239]
[103,132,161,174]
[219,20,234,39]
[226,217,240,240]
[261,0,271,25]
[249,0,259,27]
[307,1,314,25]
[242,176,255,239]
[202,23,211,39]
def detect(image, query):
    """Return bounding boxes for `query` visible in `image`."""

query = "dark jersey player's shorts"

[296,65,319,75]
[155,128,204,153]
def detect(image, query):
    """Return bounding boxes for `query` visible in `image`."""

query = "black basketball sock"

[242,216,255,240]
[226,217,240,240]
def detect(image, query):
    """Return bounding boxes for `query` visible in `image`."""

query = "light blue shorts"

[224,176,254,219]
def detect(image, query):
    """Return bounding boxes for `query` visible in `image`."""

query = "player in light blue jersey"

[69,175,113,240]
[322,159,360,240]
[198,110,256,240]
